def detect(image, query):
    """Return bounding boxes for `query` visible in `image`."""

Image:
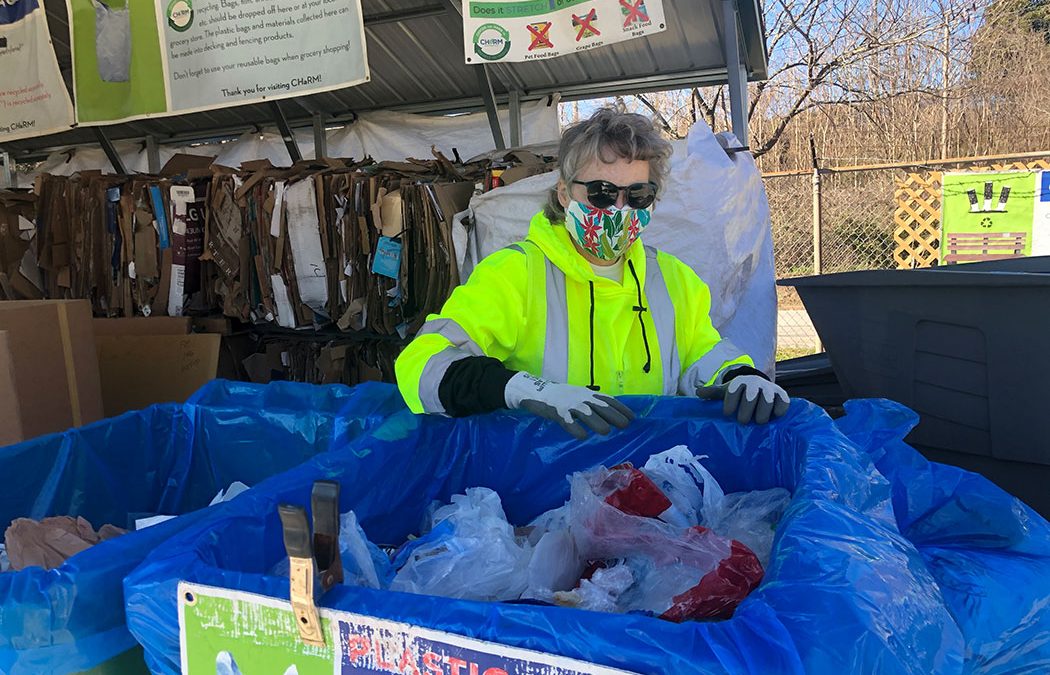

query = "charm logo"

[167,0,194,32]
[472,23,511,61]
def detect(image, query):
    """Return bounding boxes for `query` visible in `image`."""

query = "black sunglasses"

[571,180,658,209]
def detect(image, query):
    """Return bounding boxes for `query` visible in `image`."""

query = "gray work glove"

[697,372,790,425]
[504,372,634,440]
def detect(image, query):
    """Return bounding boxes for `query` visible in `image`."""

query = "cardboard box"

[95,333,221,417]
[0,332,22,446]
[93,317,191,337]
[0,300,104,443]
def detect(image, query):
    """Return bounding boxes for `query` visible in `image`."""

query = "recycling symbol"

[980,217,994,229]
[473,23,511,61]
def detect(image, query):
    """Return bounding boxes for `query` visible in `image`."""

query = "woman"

[396,108,789,438]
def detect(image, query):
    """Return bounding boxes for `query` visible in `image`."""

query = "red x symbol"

[573,8,600,41]
[527,22,553,50]
[620,0,649,27]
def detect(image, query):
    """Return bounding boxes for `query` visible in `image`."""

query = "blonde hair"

[545,108,672,223]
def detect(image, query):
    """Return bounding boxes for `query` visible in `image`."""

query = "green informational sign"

[181,585,335,675]
[67,0,168,124]
[179,583,635,675]
[66,0,369,126]
[941,171,1037,264]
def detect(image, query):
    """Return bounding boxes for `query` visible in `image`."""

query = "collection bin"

[0,380,403,675]
[122,397,1046,675]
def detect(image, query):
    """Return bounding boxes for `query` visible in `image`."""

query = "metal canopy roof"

[6,0,767,158]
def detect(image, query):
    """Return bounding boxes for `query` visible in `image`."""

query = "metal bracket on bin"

[278,480,342,646]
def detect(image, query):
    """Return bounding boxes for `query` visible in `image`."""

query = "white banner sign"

[0,0,76,141]
[463,0,666,64]
[1034,171,1050,257]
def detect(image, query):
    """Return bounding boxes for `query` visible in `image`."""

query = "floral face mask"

[565,200,653,260]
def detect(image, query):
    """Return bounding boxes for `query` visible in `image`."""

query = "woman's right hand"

[504,372,635,440]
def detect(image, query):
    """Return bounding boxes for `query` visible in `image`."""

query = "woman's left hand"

[696,374,790,425]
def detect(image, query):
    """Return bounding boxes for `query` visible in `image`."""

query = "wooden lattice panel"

[893,159,1050,269]
[894,171,942,268]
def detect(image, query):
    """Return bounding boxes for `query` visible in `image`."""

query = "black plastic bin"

[775,352,845,410]
[780,257,1050,465]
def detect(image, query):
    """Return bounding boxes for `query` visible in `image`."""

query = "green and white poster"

[463,0,666,64]
[940,171,1040,264]
[67,0,369,125]
[179,582,635,675]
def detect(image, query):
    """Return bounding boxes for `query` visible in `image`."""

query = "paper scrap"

[283,180,329,313]
[270,181,286,237]
[271,274,297,329]
[135,515,176,530]
[210,481,250,506]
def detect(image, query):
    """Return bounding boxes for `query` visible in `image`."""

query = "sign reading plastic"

[0,0,76,141]
[65,0,369,126]
[462,0,666,64]
[179,582,635,675]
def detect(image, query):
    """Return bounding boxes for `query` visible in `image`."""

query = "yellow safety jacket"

[396,212,753,414]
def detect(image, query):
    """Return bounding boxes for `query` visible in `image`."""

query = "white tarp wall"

[456,120,777,375]
[334,98,561,161]
[17,99,561,185]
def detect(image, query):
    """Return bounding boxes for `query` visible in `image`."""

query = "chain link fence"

[766,168,900,361]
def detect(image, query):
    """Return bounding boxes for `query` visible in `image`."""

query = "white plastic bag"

[93,0,131,83]
[524,529,583,600]
[642,446,790,566]
[641,445,725,528]
[390,488,532,601]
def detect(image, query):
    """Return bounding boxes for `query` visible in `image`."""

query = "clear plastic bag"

[339,511,392,589]
[566,467,764,621]
[390,488,532,602]
[705,488,791,568]
[268,510,392,589]
[552,562,635,613]
[93,0,131,83]
[569,468,731,569]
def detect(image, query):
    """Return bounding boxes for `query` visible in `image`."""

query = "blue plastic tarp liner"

[835,400,1050,673]
[124,395,1050,675]
[0,379,403,675]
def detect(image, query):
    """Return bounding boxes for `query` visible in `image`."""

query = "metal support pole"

[313,113,327,160]
[810,137,823,354]
[721,0,748,146]
[509,89,522,148]
[0,152,12,188]
[474,66,506,151]
[810,137,822,277]
[145,135,161,174]
[269,101,303,164]
[92,127,127,174]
